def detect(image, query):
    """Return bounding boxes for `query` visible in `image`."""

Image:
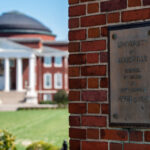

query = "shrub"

[26,141,59,150]
[54,90,68,104]
[0,129,16,150]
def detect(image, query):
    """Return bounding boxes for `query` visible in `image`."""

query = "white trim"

[43,73,52,89]
[44,56,52,67]
[54,73,62,89]
[54,56,62,67]
[38,90,57,94]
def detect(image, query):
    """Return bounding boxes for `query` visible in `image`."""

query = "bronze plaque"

[109,23,150,127]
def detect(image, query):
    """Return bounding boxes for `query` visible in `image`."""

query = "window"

[10,59,15,67]
[44,57,52,67]
[54,57,62,67]
[54,73,62,89]
[44,73,52,89]
[43,94,52,101]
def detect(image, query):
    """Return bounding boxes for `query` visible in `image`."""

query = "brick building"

[68,0,150,150]
[0,11,68,104]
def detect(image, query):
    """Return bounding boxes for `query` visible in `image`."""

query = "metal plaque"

[109,22,150,127]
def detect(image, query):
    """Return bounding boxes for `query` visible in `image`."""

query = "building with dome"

[0,11,68,104]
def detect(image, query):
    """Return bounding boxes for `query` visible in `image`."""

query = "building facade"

[0,11,68,104]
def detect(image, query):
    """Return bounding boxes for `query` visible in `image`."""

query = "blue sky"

[0,0,68,41]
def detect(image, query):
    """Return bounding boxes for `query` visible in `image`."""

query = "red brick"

[87,53,99,64]
[69,5,86,17]
[69,103,86,114]
[88,28,100,38]
[108,12,120,23]
[88,3,99,14]
[128,0,141,7]
[88,78,99,88]
[69,128,86,139]
[144,131,150,141]
[69,18,79,28]
[70,140,80,150]
[69,54,86,65]
[69,116,80,126]
[81,14,106,27]
[81,40,106,52]
[101,104,109,114]
[143,0,150,6]
[69,0,79,4]
[68,42,80,52]
[81,65,106,76]
[82,116,106,127]
[69,67,80,77]
[101,27,108,37]
[101,0,127,12]
[82,141,108,150]
[88,103,100,113]
[69,78,87,89]
[122,8,150,22]
[124,143,150,150]
[69,29,86,41]
[129,131,143,141]
[101,129,128,141]
[69,91,80,101]
[100,52,108,63]
[100,78,108,88]
[87,129,99,139]
[110,143,122,150]
[82,90,107,102]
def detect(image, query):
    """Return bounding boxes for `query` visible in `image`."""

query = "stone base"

[25,90,38,104]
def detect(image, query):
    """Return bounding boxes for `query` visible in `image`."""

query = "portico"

[0,39,37,104]
[3,56,36,92]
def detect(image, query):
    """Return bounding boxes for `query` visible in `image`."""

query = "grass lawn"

[0,108,69,150]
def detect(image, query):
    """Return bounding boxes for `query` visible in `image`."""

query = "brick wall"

[68,0,150,150]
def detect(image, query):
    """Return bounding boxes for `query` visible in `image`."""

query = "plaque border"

[108,21,150,128]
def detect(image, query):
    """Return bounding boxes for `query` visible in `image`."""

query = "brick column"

[68,0,150,150]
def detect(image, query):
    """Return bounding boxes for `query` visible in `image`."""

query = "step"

[0,91,26,104]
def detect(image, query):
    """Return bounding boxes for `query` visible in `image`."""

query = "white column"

[16,58,23,91]
[4,58,10,91]
[25,56,37,104]
[29,57,35,91]
[64,57,68,90]
[64,57,68,68]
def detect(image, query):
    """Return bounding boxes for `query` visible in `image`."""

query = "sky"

[0,0,68,41]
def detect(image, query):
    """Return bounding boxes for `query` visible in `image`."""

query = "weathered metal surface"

[109,24,150,126]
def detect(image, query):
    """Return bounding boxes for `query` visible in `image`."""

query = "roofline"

[8,38,68,45]
[43,40,68,45]
[0,29,56,37]
[9,37,42,43]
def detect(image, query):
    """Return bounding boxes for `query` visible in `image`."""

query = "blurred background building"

[0,11,68,104]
